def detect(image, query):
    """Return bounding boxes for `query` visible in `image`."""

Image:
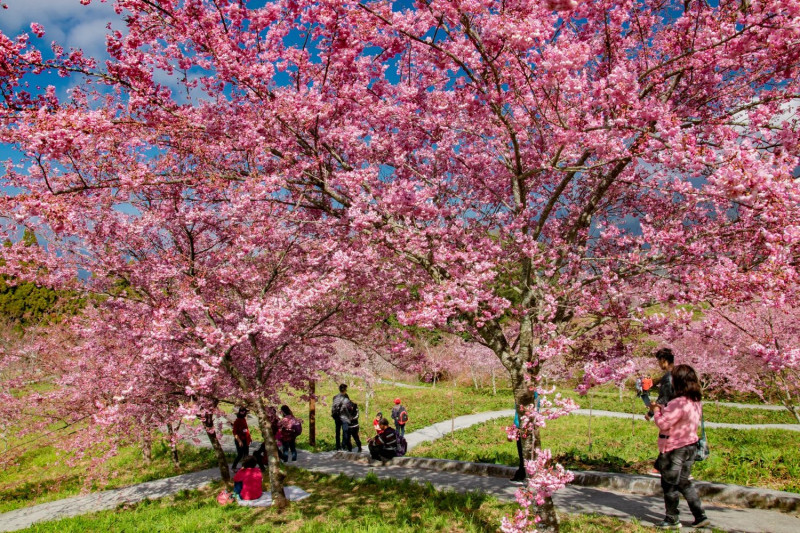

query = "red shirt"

[233,467,263,500]
[233,417,251,445]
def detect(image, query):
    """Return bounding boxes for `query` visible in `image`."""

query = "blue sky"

[1,0,127,162]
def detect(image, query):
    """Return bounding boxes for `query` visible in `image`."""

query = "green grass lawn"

[555,384,798,425]
[408,416,800,493]
[287,380,515,451]
[0,437,225,513]
[15,468,668,533]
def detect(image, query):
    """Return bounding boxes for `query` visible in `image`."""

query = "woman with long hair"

[652,364,710,530]
[278,404,299,461]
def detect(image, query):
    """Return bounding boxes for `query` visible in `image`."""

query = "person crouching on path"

[652,364,710,530]
[368,418,398,462]
[232,455,263,501]
[231,406,252,472]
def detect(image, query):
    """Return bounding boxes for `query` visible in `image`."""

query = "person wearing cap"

[390,398,408,438]
[232,406,252,472]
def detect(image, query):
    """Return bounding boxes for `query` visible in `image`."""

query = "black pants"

[512,436,526,480]
[657,443,706,521]
[350,427,362,451]
[232,441,249,469]
[253,443,267,471]
[334,417,351,450]
[368,443,397,461]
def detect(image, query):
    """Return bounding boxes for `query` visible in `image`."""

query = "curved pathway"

[2,408,799,532]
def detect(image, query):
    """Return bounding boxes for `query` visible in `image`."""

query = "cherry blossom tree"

[662,298,800,423]
[3,0,800,528]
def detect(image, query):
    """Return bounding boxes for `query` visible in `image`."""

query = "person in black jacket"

[368,418,397,461]
[644,348,676,421]
[331,383,351,450]
[347,401,363,453]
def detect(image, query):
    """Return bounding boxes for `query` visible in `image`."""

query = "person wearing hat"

[231,406,252,472]
[390,398,408,438]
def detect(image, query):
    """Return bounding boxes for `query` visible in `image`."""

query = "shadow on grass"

[556,448,652,474]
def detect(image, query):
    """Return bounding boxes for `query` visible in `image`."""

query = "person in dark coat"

[331,383,351,450]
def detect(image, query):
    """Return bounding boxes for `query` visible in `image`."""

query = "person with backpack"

[391,398,408,438]
[231,406,252,472]
[347,401,363,453]
[277,404,301,462]
[331,383,351,451]
[368,417,398,461]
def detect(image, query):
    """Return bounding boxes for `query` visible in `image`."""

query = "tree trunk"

[491,368,496,396]
[514,379,560,533]
[140,432,153,464]
[477,317,560,531]
[203,413,231,482]
[253,398,288,509]
[309,379,316,447]
[470,367,479,390]
[166,422,181,468]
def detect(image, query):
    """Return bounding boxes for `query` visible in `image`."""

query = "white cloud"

[1,0,124,60]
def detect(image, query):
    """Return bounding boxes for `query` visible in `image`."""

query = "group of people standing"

[332,383,409,461]
[231,404,303,471]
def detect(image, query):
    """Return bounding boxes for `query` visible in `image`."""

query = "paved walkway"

[711,401,787,411]
[2,409,799,532]
[376,379,430,389]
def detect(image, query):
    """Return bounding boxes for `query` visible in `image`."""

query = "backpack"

[291,416,303,437]
[348,402,360,424]
[398,409,408,425]
[396,435,408,456]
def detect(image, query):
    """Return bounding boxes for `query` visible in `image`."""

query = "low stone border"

[332,452,800,514]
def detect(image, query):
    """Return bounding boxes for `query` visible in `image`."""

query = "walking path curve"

[2,408,799,532]
[711,401,788,411]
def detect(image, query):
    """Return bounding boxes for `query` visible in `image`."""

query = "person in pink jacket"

[652,364,710,530]
[232,456,263,501]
